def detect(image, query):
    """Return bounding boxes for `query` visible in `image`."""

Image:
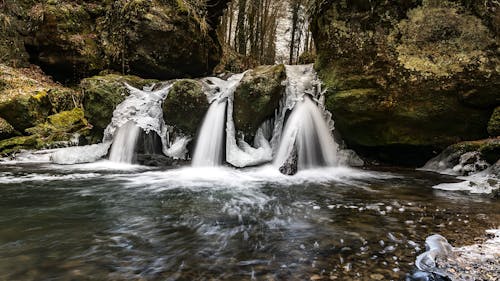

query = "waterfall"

[108,121,141,163]
[273,95,339,170]
[192,99,228,167]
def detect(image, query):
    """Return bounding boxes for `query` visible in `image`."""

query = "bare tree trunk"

[236,0,247,55]
[289,0,301,64]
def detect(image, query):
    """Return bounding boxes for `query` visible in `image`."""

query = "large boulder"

[0,64,81,133]
[7,0,225,83]
[162,79,208,137]
[311,0,499,165]
[0,117,17,140]
[81,74,157,142]
[233,64,286,139]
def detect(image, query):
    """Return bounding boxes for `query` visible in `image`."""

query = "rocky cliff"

[311,0,500,165]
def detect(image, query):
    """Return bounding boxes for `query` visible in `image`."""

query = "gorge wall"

[311,0,500,165]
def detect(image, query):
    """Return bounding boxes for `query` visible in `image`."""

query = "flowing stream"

[0,163,498,280]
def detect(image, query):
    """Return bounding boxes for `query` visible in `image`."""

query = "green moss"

[449,138,500,164]
[162,79,207,136]
[0,117,17,140]
[233,64,286,139]
[26,108,89,143]
[0,135,38,155]
[487,107,500,137]
[81,74,157,142]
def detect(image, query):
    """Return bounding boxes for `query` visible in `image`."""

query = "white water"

[108,121,141,164]
[192,100,228,167]
[274,95,339,169]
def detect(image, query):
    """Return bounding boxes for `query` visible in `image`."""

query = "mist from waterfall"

[108,121,142,164]
[192,100,227,167]
[274,95,339,169]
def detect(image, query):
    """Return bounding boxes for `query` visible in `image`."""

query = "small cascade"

[104,83,190,163]
[108,121,141,163]
[192,99,228,167]
[273,95,339,170]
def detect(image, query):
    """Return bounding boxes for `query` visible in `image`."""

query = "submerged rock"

[233,64,286,140]
[311,0,499,165]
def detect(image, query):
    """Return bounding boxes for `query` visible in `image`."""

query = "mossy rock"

[447,138,500,165]
[162,79,208,136]
[0,108,91,155]
[26,108,90,143]
[233,64,286,139]
[488,107,500,137]
[81,74,157,143]
[0,135,39,156]
[311,0,499,165]
[0,64,81,133]
[0,117,17,140]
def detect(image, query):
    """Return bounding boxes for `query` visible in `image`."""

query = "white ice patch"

[51,142,112,165]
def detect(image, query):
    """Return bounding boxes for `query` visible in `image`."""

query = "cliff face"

[311,0,500,165]
[0,0,227,83]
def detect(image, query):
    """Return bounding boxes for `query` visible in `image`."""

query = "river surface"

[0,162,498,281]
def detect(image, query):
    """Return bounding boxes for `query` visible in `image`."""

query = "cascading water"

[192,99,228,167]
[273,95,339,170]
[108,121,142,164]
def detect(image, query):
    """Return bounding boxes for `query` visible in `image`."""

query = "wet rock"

[162,79,208,137]
[487,107,500,136]
[311,0,498,165]
[279,145,298,176]
[136,154,175,167]
[81,74,157,143]
[234,64,286,140]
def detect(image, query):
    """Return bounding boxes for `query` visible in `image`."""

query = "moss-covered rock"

[0,108,91,155]
[488,107,500,137]
[446,138,500,165]
[0,64,81,133]
[81,74,157,142]
[0,0,225,84]
[311,0,499,165]
[162,79,208,136]
[0,117,17,140]
[233,64,286,139]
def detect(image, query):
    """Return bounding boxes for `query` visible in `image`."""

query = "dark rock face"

[2,0,226,84]
[233,64,286,140]
[279,145,298,176]
[311,0,499,165]
[488,107,500,137]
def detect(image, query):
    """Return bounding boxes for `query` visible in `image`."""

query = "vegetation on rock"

[162,79,208,137]
[233,64,286,140]
[311,0,499,165]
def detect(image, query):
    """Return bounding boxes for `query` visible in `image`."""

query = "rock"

[488,107,500,136]
[0,108,90,155]
[0,117,17,140]
[279,145,298,176]
[136,154,175,167]
[423,138,500,175]
[25,108,90,144]
[0,1,31,67]
[12,0,225,83]
[81,74,157,143]
[162,79,208,137]
[0,135,38,156]
[311,0,499,166]
[233,64,286,140]
[0,64,81,133]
